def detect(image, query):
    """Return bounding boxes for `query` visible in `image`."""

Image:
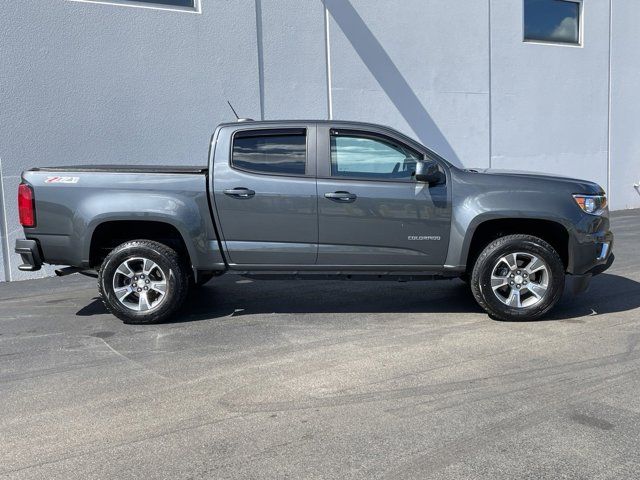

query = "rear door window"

[232,129,307,176]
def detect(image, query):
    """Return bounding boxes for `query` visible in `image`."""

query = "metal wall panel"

[609,0,640,210]
[0,0,636,282]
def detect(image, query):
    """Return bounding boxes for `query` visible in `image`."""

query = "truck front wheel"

[98,240,189,324]
[470,234,565,321]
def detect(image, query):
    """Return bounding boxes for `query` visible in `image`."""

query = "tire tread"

[98,240,188,324]
[470,234,564,321]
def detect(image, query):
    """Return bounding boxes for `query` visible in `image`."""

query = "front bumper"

[569,229,614,276]
[565,230,613,295]
[15,239,42,272]
[589,252,615,276]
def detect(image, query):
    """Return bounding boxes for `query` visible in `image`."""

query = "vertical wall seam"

[254,0,265,120]
[0,157,12,281]
[488,0,492,169]
[323,0,333,120]
[606,0,612,200]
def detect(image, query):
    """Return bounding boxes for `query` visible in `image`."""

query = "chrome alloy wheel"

[490,252,550,308]
[112,257,168,312]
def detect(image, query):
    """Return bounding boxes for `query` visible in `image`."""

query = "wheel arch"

[463,217,570,274]
[89,220,193,271]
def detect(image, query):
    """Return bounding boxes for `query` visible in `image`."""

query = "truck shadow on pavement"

[548,273,640,322]
[76,273,640,324]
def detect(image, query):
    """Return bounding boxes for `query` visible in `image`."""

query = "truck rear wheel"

[98,240,189,324]
[470,234,565,321]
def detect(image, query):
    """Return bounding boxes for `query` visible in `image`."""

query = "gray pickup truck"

[16,120,614,323]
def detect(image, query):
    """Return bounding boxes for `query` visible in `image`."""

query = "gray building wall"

[491,0,610,190]
[326,0,490,168]
[1,0,638,282]
[610,0,640,211]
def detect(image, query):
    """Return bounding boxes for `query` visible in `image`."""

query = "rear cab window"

[232,128,307,176]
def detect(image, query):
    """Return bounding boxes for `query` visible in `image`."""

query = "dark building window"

[133,0,194,6]
[232,129,307,176]
[73,0,198,9]
[524,0,581,45]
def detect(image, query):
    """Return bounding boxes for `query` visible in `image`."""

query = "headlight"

[572,194,607,215]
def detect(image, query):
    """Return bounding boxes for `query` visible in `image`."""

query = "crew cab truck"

[15,120,614,324]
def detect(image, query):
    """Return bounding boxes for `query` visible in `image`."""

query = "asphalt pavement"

[1,210,639,479]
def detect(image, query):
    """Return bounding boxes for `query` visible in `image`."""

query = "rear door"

[316,125,450,267]
[212,124,318,266]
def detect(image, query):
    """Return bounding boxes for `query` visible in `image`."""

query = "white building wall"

[1,0,263,280]
[490,0,611,191]
[0,0,638,281]
[326,0,490,168]
[609,0,640,210]
[0,170,6,281]
[259,0,329,119]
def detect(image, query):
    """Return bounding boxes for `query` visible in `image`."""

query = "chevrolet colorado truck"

[15,120,614,323]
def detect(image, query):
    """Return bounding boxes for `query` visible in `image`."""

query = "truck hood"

[464,168,604,194]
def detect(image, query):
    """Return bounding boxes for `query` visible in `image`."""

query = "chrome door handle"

[223,187,255,198]
[324,191,357,202]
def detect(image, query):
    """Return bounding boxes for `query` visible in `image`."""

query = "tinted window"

[133,0,194,6]
[330,131,421,180]
[232,129,307,176]
[524,0,580,45]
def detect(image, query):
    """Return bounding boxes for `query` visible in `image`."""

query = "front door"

[212,125,318,265]
[316,126,450,267]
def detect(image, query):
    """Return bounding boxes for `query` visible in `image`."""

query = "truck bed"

[29,165,207,174]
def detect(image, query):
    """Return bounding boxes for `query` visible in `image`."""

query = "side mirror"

[414,160,442,184]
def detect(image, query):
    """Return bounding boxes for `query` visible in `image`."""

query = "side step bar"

[55,267,98,278]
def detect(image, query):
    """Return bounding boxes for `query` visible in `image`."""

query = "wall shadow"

[323,0,460,165]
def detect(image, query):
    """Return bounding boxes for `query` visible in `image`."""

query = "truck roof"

[216,119,398,130]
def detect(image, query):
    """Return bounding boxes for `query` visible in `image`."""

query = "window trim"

[229,127,311,179]
[522,0,584,48]
[327,129,424,184]
[66,0,202,14]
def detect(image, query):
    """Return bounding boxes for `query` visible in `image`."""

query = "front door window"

[330,130,421,181]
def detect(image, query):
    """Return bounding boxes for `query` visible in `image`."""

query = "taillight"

[18,183,36,227]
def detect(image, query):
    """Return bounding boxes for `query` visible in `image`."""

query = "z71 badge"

[45,176,80,184]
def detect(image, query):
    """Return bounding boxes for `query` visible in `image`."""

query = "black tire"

[471,234,565,321]
[98,240,189,324]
